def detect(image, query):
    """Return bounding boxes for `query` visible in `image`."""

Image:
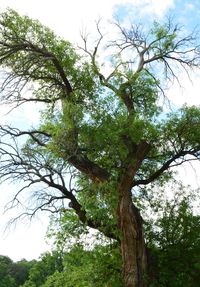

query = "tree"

[143,186,200,286]
[10,259,35,286]
[0,255,34,287]
[0,9,200,287]
[0,255,16,287]
[40,244,122,287]
[149,204,200,287]
[21,251,63,287]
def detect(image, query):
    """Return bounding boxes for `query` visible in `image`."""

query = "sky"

[0,0,200,262]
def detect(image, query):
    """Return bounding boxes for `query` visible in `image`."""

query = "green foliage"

[2,186,200,287]
[45,185,200,287]
[0,9,97,105]
[41,244,122,287]
[46,210,88,250]
[163,106,200,148]
[150,20,177,53]
[144,188,200,287]
[0,255,16,287]
[0,256,34,287]
[21,252,63,287]
[10,259,35,287]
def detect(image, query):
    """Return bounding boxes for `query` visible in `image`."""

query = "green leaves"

[145,189,200,287]
[0,256,35,287]
[39,245,122,287]
[21,252,63,287]
[121,70,161,118]
[161,105,200,151]
[0,9,99,107]
[150,20,177,53]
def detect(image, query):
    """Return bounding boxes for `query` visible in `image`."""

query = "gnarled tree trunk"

[117,140,150,287]
[118,190,147,287]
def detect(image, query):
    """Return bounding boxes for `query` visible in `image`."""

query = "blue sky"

[113,0,200,31]
[0,0,200,262]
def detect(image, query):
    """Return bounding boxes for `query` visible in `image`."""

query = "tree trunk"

[117,140,150,287]
[118,190,148,287]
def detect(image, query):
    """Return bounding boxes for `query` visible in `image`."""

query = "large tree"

[0,9,200,287]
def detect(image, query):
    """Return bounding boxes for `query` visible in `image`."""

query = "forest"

[0,8,200,287]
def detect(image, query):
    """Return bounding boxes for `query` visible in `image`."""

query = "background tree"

[0,255,16,287]
[141,183,200,286]
[39,244,122,287]
[0,9,200,287]
[21,251,63,287]
[10,259,35,287]
[148,201,200,287]
[0,255,34,287]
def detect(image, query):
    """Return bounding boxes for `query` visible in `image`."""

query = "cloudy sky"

[0,0,200,262]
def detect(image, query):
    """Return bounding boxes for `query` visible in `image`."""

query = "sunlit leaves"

[40,245,122,287]
[0,9,98,106]
[150,20,177,53]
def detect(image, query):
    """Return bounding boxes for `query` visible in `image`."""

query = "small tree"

[0,9,200,286]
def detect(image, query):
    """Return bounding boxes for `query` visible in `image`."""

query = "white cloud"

[185,2,195,10]
[147,0,175,17]
[0,0,174,41]
[0,0,121,41]
[113,0,174,22]
[167,70,200,107]
[0,181,50,261]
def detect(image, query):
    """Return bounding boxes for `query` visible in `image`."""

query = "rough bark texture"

[118,191,147,287]
[118,140,150,287]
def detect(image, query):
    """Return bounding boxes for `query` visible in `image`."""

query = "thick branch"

[0,134,115,239]
[0,40,73,96]
[68,155,110,182]
[132,148,200,187]
[119,140,151,194]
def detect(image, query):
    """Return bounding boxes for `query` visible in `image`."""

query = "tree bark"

[118,190,147,287]
[117,140,150,287]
